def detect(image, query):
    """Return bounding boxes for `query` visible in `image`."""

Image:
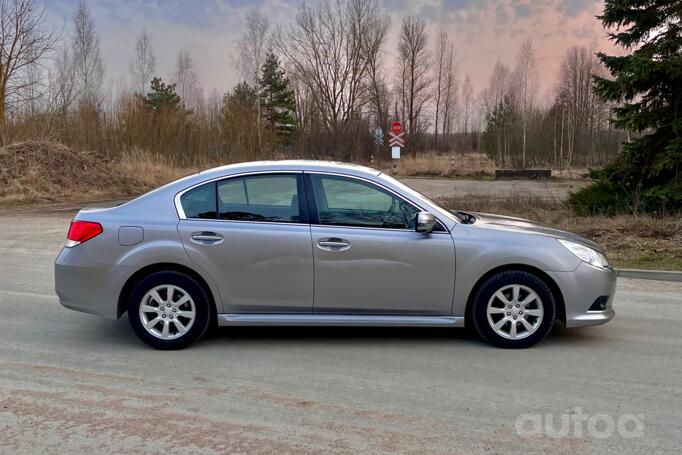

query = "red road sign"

[390,121,403,135]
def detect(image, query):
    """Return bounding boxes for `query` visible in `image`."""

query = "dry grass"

[437,194,682,271]
[116,148,198,190]
[394,152,496,178]
[0,142,197,207]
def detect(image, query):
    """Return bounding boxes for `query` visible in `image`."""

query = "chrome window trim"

[304,171,450,233]
[174,169,450,232]
[174,170,302,220]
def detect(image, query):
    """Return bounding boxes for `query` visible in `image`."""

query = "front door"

[177,173,313,313]
[306,173,456,315]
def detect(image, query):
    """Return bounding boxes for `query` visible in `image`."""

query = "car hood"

[457,211,604,253]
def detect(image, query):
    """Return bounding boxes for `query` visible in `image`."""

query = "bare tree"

[236,9,269,89]
[396,16,430,142]
[440,46,458,146]
[512,38,538,167]
[433,29,449,146]
[0,0,54,142]
[461,74,473,135]
[361,3,390,131]
[173,48,198,109]
[277,0,383,131]
[72,0,104,106]
[555,45,608,168]
[129,29,156,95]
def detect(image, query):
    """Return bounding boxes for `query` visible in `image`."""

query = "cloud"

[43,0,614,97]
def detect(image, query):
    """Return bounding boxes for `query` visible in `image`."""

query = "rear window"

[180,182,216,219]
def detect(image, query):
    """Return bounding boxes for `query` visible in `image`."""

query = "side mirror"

[416,211,437,233]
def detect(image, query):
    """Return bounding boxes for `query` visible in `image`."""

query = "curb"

[616,269,682,282]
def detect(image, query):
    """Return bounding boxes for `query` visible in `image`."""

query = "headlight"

[558,239,611,269]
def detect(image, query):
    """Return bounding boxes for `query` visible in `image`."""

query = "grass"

[393,152,496,178]
[436,194,682,271]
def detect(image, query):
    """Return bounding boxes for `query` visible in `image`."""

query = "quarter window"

[311,174,420,229]
[180,182,216,219]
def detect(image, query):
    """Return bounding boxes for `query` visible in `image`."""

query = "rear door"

[306,173,456,315]
[177,172,314,313]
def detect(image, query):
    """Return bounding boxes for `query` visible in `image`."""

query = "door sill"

[217,314,464,327]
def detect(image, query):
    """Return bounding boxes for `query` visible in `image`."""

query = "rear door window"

[217,174,304,223]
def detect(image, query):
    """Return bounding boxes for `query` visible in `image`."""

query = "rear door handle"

[191,231,223,244]
[317,238,350,251]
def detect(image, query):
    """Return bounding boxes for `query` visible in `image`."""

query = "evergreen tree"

[143,77,182,112]
[570,0,682,214]
[258,51,297,142]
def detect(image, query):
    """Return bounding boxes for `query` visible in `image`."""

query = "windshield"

[376,173,463,223]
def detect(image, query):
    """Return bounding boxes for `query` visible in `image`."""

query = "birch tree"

[512,38,538,168]
[72,0,104,106]
[129,29,156,95]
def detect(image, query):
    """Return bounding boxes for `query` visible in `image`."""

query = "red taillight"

[66,220,103,247]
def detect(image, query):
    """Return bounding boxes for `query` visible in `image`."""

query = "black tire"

[471,270,556,348]
[128,271,213,350]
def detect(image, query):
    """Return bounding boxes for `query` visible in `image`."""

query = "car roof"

[195,160,382,179]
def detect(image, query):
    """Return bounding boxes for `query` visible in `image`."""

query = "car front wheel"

[128,271,212,349]
[471,270,556,348]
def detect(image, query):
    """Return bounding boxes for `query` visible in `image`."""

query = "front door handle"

[191,231,223,244]
[317,237,350,252]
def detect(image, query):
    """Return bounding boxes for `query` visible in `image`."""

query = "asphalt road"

[1,212,681,454]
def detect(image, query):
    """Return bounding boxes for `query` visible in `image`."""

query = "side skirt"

[217,314,465,327]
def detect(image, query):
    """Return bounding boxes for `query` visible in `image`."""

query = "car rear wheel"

[471,270,556,348]
[128,271,212,349]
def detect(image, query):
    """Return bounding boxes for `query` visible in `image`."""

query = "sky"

[43,0,617,100]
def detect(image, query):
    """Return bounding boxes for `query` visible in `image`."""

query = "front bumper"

[546,262,617,328]
[55,246,131,320]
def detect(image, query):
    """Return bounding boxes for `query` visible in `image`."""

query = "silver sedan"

[55,161,615,349]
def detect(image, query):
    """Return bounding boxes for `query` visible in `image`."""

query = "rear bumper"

[55,247,131,319]
[546,262,617,328]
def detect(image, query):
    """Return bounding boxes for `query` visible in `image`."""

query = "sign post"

[388,121,404,175]
[373,127,383,165]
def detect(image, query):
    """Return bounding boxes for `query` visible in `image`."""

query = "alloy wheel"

[139,284,196,340]
[486,284,544,340]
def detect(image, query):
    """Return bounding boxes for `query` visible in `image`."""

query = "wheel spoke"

[495,291,511,305]
[174,294,190,307]
[512,285,520,303]
[145,316,161,329]
[493,318,508,330]
[161,320,170,337]
[509,320,518,338]
[172,319,186,334]
[149,290,164,305]
[525,309,543,317]
[140,304,159,313]
[488,307,506,314]
[521,292,538,306]
[175,310,194,318]
[519,318,534,332]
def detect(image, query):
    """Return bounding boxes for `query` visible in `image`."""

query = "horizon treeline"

[2,0,625,169]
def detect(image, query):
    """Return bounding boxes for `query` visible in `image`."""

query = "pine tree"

[570,0,682,214]
[143,77,182,112]
[258,51,297,143]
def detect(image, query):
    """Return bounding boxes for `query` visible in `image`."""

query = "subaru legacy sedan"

[55,161,615,349]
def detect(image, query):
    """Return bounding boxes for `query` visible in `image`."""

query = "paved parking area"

[1,213,681,454]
